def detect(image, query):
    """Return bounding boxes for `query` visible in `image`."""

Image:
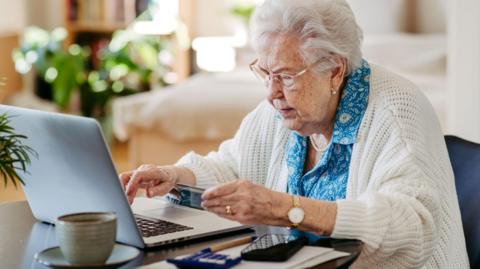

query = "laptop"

[1,105,246,248]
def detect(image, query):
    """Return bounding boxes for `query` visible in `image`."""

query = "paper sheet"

[139,244,349,269]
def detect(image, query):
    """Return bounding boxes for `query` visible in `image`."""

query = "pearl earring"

[331,89,338,96]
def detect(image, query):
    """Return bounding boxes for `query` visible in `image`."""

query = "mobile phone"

[167,183,205,210]
[240,234,307,262]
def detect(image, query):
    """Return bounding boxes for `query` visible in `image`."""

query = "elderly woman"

[120,0,469,268]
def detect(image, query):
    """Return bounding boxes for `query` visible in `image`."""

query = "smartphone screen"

[167,183,205,210]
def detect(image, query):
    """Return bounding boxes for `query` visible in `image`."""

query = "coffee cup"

[55,212,117,266]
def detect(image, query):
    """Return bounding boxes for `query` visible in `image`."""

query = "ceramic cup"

[55,212,117,266]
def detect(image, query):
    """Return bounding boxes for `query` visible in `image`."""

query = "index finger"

[202,181,239,200]
[125,170,146,204]
[119,171,134,190]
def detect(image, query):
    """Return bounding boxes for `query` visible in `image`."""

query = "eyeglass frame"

[249,58,325,90]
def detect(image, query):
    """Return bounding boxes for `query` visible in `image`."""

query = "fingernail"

[202,190,213,199]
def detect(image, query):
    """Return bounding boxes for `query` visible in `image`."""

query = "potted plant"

[11,27,80,103]
[12,26,175,143]
[12,27,175,116]
[12,26,176,139]
[0,113,37,188]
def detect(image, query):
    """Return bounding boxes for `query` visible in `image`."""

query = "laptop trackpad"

[132,197,204,220]
[142,205,204,219]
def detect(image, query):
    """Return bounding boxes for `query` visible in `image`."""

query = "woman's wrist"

[165,166,196,186]
[270,191,294,226]
[270,192,338,235]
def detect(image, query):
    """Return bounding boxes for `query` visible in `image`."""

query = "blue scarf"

[285,60,371,201]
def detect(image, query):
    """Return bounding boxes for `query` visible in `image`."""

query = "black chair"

[445,135,480,268]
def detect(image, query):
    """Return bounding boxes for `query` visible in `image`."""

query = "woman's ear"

[329,56,347,92]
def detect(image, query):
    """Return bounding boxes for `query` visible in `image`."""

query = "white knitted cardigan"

[176,64,469,268]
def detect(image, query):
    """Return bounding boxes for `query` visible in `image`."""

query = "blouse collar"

[331,59,370,145]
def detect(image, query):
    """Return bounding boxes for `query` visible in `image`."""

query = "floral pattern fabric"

[285,60,370,201]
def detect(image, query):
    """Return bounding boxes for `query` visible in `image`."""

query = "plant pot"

[34,75,53,101]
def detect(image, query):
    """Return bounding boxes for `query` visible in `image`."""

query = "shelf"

[66,21,128,33]
[63,0,193,81]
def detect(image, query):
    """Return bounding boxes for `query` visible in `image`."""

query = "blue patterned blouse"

[285,60,370,201]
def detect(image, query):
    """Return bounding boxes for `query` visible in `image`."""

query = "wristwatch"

[287,195,305,228]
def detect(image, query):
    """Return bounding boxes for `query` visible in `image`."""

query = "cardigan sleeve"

[332,157,439,267]
[330,64,470,268]
[331,113,444,268]
[174,138,238,189]
[174,101,273,189]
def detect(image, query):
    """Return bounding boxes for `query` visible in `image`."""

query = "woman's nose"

[266,79,284,101]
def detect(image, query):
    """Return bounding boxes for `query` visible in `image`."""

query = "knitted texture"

[176,64,469,268]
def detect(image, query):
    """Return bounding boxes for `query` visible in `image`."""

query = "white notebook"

[139,244,350,269]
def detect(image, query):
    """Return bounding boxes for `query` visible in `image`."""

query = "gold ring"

[225,205,232,215]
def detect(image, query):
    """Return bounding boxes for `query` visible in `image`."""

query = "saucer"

[35,244,140,268]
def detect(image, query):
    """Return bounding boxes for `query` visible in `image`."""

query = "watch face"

[288,207,305,224]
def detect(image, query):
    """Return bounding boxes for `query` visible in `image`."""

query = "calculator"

[167,248,242,269]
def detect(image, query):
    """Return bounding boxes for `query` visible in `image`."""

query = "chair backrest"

[445,135,480,268]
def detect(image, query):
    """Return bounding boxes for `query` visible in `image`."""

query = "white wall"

[416,0,446,33]
[347,0,447,34]
[347,0,409,34]
[25,0,64,30]
[0,0,63,34]
[447,0,480,143]
[193,0,239,37]
[0,0,26,34]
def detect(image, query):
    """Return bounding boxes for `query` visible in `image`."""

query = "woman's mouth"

[278,108,294,117]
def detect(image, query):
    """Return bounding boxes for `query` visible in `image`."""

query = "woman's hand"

[119,164,179,204]
[201,180,290,226]
[201,179,337,235]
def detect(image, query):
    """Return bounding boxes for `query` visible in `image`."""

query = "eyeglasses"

[249,59,318,91]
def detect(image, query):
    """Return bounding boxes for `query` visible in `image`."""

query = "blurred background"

[1,0,478,202]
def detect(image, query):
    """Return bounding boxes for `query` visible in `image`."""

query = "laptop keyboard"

[134,215,194,238]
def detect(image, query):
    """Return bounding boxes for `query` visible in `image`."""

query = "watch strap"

[293,195,301,207]
[289,195,303,228]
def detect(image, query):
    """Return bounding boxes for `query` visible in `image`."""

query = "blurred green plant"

[12,26,174,118]
[231,4,256,24]
[11,27,85,109]
[0,113,37,188]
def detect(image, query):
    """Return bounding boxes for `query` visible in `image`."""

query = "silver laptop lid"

[0,105,144,248]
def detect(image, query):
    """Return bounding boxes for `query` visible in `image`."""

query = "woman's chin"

[282,119,305,135]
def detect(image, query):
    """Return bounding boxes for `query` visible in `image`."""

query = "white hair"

[250,0,363,75]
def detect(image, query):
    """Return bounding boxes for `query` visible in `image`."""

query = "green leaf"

[51,51,86,108]
[0,113,37,188]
